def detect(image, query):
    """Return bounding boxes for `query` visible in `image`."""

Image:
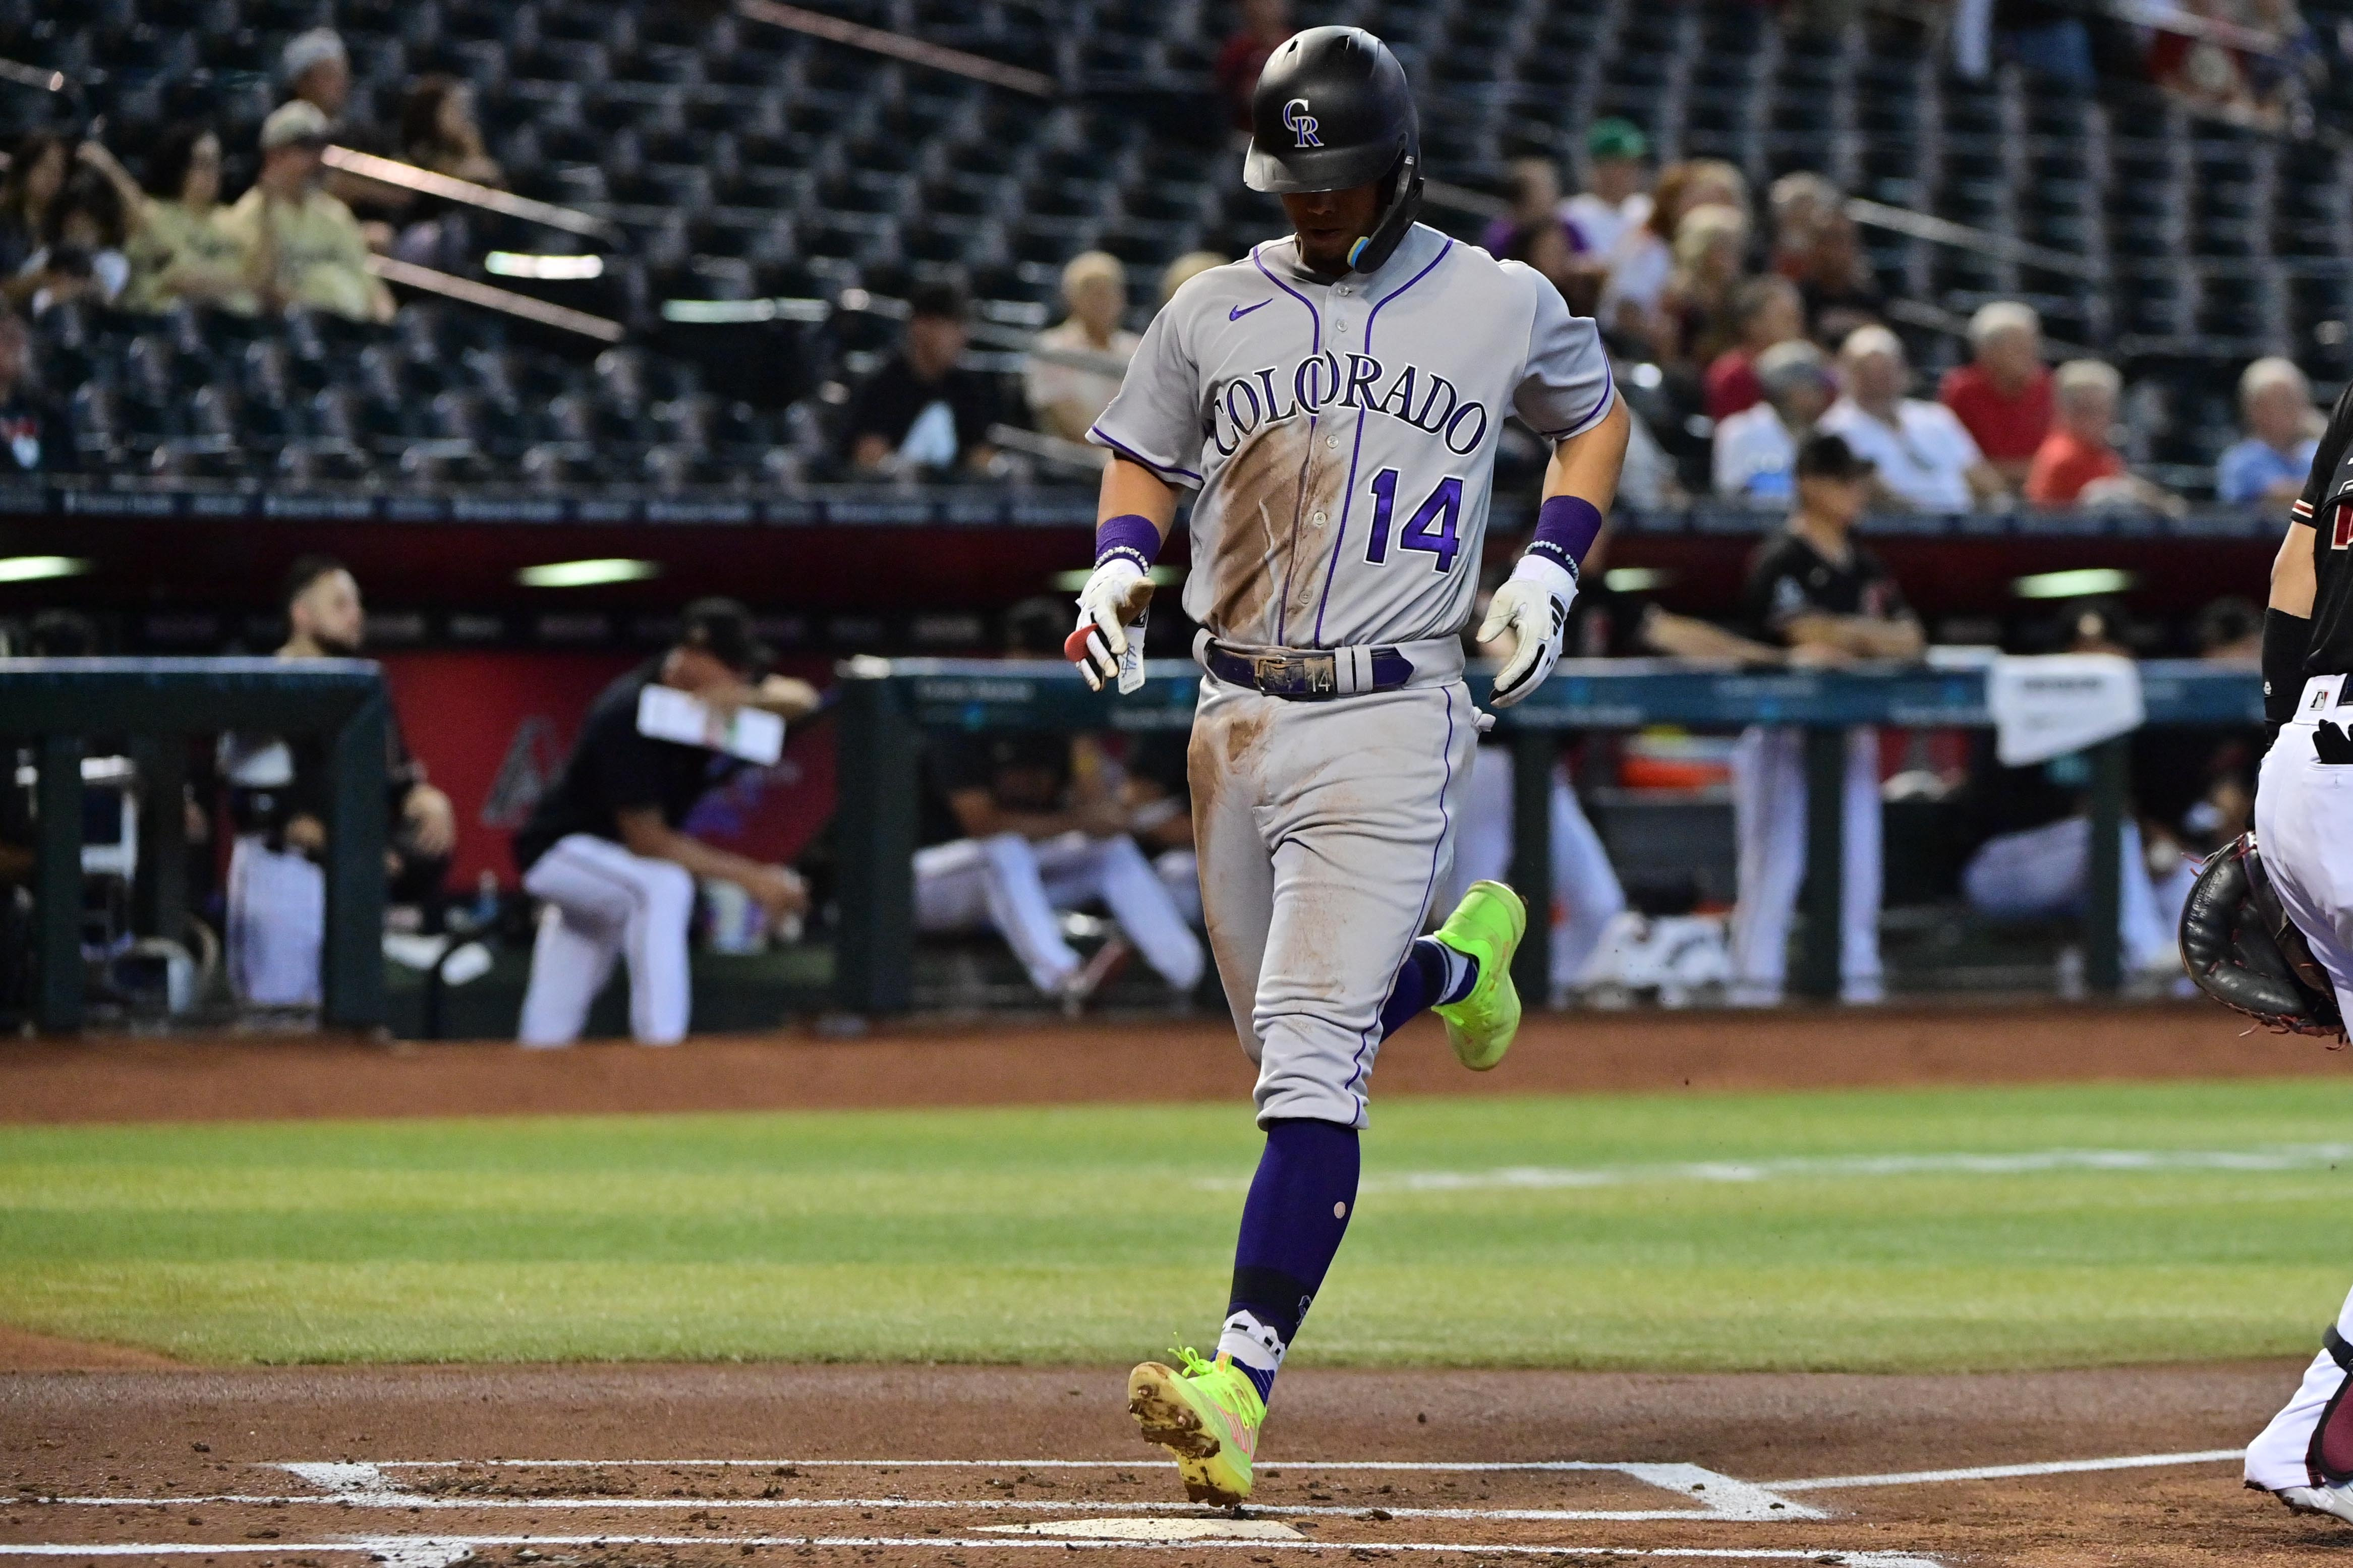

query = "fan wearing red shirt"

[1938,301,2051,487]
[2026,359,2180,516]
[1704,275,1804,423]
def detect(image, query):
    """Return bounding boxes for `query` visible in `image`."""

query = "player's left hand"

[404,784,457,857]
[1479,557,1577,709]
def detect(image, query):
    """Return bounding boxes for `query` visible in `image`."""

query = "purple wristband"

[1095,513,1162,574]
[1526,495,1604,579]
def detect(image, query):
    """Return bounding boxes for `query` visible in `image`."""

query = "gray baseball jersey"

[1089,221,1615,651]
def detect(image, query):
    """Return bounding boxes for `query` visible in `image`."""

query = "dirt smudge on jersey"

[1206,416,1330,640]
[1188,696,1273,1060]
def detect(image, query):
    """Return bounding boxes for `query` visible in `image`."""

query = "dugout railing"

[832,657,2265,1014]
[2,657,391,1033]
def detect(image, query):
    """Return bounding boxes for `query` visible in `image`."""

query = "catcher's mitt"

[2179,831,2346,1042]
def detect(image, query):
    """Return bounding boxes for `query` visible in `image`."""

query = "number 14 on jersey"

[1363,469,1464,573]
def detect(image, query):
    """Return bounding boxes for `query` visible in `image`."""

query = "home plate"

[980,1518,1305,1541]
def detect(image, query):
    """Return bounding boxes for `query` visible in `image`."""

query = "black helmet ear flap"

[1345,151,1423,273]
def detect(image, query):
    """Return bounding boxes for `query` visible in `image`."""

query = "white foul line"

[1768,1448,2246,1492]
[1257,1142,2353,1195]
[0,1538,1947,1567]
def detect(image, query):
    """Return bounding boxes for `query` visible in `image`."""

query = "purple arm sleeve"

[1525,495,1604,578]
[1095,513,1162,573]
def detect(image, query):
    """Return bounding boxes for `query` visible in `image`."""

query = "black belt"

[1202,640,1415,700]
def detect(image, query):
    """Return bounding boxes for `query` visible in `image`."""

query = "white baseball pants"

[912,830,1205,995]
[1440,742,1628,989]
[1961,815,2192,973]
[2242,681,2353,1494]
[1728,725,1883,1004]
[518,833,695,1047]
[226,834,324,1007]
[1190,676,1477,1129]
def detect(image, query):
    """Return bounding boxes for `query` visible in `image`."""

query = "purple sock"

[1376,937,1477,1039]
[1219,1119,1361,1402]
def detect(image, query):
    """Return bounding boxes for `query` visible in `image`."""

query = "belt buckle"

[1252,653,1296,691]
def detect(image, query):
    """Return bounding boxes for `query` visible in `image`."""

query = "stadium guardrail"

[832,657,2264,1016]
[0,657,391,1033]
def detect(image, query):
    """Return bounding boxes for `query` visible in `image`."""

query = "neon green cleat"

[1429,880,1526,1071]
[1126,1346,1266,1506]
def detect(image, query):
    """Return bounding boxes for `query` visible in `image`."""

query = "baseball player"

[1726,433,1920,1006]
[512,600,814,1047]
[223,556,454,1007]
[2234,378,2353,1524]
[1065,26,1627,1504]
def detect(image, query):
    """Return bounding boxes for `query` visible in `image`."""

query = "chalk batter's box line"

[0,1539,1949,1567]
[29,1492,1790,1525]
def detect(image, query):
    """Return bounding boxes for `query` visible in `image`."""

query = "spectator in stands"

[1767,172,1840,281]
[1599,158,1748,356]
[0,134,71,309]
[914,599,1204,1007]
[0,311,70,474]
[1500,213,1595,319]
[1564,118,1651,258]
[1215,0,1291,136]
[1790,206,1884,348]
[1714,339,1837,503]
[1159,250,1226,308]
[1820,325,2006,511]
[1705,275,1806,421]
[79,128,261,316]
[221,557,457,1007]
[1937,301,2052,488]
[1659,203,1750,368]
[1480,158,1575,259]
[398,76,504,189]
[222,102,396,324]
[2217,355,2323,505]
[282,28,353,124]
[2025,359,2182,513]
[842,281,1000,476]
[1026,251,1139,444]
[512,599,816,1047]
[19,167,130,315]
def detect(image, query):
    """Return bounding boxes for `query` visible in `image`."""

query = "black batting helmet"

[1244,26,1424,274]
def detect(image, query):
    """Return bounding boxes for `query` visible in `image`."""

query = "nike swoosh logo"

[1229,300,1271,320]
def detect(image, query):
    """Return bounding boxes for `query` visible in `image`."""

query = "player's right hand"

[1068,558,1152,691]
[745,864,809,920]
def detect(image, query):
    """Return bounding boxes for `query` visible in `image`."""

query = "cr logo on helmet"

[1282,97,1321,148]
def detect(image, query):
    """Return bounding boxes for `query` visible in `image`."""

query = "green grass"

[5,1078,2353,1369]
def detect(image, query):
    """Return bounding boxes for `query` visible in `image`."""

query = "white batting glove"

[1478,555,1577,709]
[1065,557,1153,692]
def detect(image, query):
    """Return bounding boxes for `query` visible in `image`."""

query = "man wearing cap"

[512,602,818,1047]
[219,100,394,323]
[1564,118,1652,258]
[1727,433,1924,1006]
[1713,339,1838,503]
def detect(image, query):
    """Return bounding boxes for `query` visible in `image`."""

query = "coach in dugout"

[512,600,816,1048]
[222,557,455,1006]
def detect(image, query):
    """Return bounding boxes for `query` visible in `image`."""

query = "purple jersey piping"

[1311,237,1456,648]
[1088,424,1202,484]
[1345,682,1458,1116]
[1252,243,1323,646]
[1534,355,1617,441]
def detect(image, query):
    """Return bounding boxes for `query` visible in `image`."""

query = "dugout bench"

[831,657,2264,1014]
[1,657,391,1033]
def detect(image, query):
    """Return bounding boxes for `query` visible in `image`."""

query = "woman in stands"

[17,166,129,315]
[398,77,504,190]
[0,133,71,306]
[80,126,262,316]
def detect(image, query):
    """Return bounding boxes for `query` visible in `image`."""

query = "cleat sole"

[1126,1362,1248,1507]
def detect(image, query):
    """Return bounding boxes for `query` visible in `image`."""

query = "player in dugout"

[220,556,455,1007]
[512,599,817,1047]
